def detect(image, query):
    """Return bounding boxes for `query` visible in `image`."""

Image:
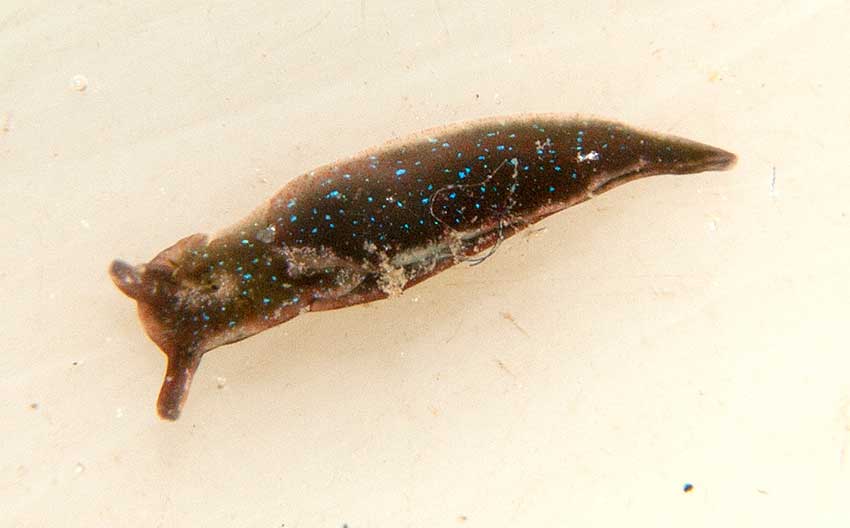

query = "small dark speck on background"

[683,483,694,493]
[29,403,38,410]
[458,515,468,522]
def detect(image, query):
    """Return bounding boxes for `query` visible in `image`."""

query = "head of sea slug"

[109,233,212,420]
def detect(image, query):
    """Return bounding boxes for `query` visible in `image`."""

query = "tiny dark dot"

[683,483,694,493]
[29,403,38,410]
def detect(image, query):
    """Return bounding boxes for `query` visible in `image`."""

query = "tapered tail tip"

[707,147,737,172]
[676,141,738,174]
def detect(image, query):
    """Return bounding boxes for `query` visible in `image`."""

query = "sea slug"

[110,115,736,420]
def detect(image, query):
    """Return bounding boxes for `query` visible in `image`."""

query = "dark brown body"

[110,115,736,420]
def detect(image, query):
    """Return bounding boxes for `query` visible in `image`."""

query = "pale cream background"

[2,1,849,526]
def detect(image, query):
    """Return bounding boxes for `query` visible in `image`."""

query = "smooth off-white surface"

[2,1,849,526]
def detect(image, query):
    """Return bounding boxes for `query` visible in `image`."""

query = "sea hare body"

[110,114,736,420]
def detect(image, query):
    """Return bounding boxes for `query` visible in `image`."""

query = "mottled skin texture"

[110,114,736,420]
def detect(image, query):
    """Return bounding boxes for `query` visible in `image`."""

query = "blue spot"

[228,321,236,328]
[456,152,463,158]
[290,214,297,223]
[441,142,450,148]
[427,184,434,191]
[329,223,335,228]
[396,168,407,176]
[496,145,505,151]
[449,192,457,199]
[343,173,351,179]
[508,133,516,138]
[324,214,332,221]
[478,155,486,161]
[240,239,249,245]
[486,132,497,137]
[555,166,562,172]
[367,196,374,203]
[243,273,253,280]
[475,203,481,209]
[548,186,555,192]
[287,198,296,208]
[479,185,486,192]
[369,216,376,223]
[201,312,210,321]
[402,223,410,230]
[271,275,277,281]
[326,190,340,199]
[292,296,300,303]
[396,200,404,208]
[421,197,430,204]
[458,171,466,179]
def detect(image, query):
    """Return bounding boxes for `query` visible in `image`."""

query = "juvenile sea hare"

[110,115,736,420]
